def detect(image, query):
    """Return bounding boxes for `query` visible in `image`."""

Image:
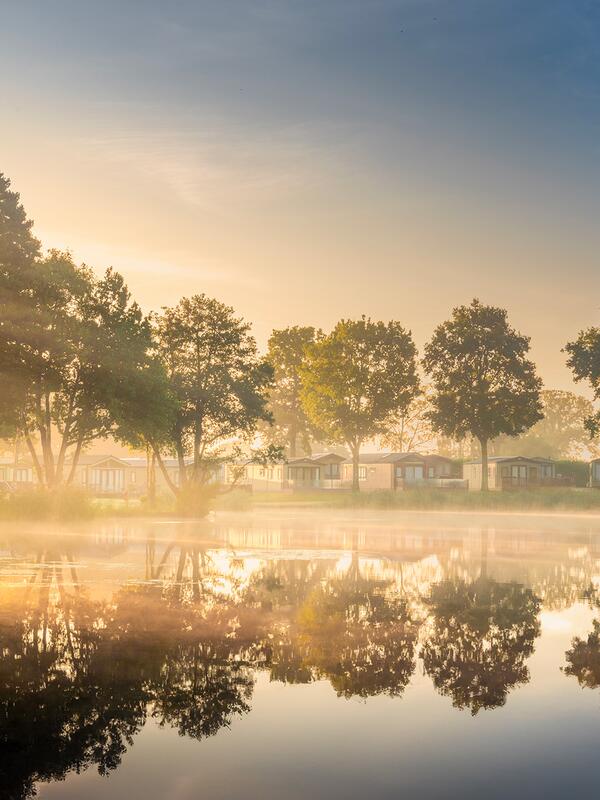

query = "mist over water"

[1,510,600,799]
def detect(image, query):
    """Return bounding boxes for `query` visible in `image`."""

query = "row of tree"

[265,306,600,490]
[1,171,600,493]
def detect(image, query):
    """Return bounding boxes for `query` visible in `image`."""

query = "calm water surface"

[2,510,600,799]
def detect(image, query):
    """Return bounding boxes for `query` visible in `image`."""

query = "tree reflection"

[421,577,541,714]
[0,551,148,800]
[564,586,600,690]
[265,551,419,698]
[0,541,266,799]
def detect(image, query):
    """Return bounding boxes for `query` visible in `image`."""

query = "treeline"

[1,172,599,494]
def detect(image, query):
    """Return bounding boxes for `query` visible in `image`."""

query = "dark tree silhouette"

[564,619,600,689]
[564,586,600,690]
[421,577,541,714]
[423,299,543,489]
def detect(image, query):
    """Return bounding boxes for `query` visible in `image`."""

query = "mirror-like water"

[2,510,600,799]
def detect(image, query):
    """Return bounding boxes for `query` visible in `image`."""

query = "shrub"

[0,486,95,521]
[214,488,253,512]
[175,483,220,517]
[554,460,590,488]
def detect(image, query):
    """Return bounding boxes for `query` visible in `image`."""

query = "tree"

[0,249,163,487]
[423,299,543,490]
[151,294,274,495]
[565,327,600,438]
[380,387,437,453]
[491,389,599,458]
[262,326,320,457]
[301,317,420,491]
[0,172,42,446]
[0,171,41,341]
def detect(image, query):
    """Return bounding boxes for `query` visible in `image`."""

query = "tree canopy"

[262,326,321,457]
[0,245,164,486]
[565,327,600,438]
[491,389,599,458]
[151,294,274,494]
[301,317,419,490]
[423,299,543,490]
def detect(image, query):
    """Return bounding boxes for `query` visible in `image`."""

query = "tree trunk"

[66,436,84,485]
[24,432,44,486]
[288,429,297,459]
[479,437,489,491]
[152,446,180,496]
[351,444,360,492]
[147,446,156,502]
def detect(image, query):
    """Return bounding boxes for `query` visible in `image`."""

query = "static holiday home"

[0,457,36,488]
[72,455,138,495]
[286,453,345,489]
[591,458,600,488]
[71,455,194,497]
[342,452,464,490]
[233,453,345,491]
[462,456,568,491]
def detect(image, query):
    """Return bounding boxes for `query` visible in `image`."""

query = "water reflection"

[421,578,540,714]
[0,515,600,798]
[564,586,600,691]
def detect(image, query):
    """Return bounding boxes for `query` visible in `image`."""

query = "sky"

[3,0,600,389]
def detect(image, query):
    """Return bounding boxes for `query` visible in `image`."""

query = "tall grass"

[0,486,96,521]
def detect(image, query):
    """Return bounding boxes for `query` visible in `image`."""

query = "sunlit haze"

[4,1,600,387]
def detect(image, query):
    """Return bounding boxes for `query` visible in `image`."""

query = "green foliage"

[492,390,599,459]
[565,327,600,437]
[0,179,165,489]
[301,317,419,489]
[153,294,273,490]
[262,326,321,457]
[424,299,543,489]
[175,482,221,517]
[0,173,42,440]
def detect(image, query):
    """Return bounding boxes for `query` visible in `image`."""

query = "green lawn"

[249,487,600,513]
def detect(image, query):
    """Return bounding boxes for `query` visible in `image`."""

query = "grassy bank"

[3,485,600,521]
[0,487,97,522]
[251,487,600,513]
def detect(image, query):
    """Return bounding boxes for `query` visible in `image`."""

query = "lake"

[2,510,600,799]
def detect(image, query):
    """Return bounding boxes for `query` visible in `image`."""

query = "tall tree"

[491,389,599,458]
[151,294,273,494]
[262,326,320,457]
[380,387,437,453]
[565,327,600,438]
[423,299,543,490]
[0,248,162,487]
[0,172,42,444]
[300,317,419,491]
